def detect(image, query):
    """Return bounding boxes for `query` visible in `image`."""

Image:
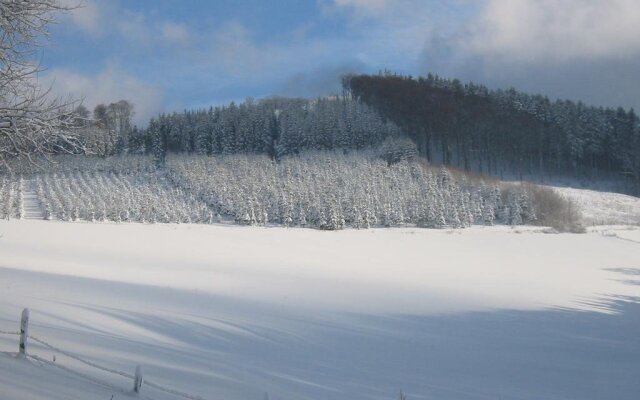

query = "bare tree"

[72,104,90,127]
[93,104,107,128]
[0,0,82,168]
[88,100,134,156]
[107,99,134,151]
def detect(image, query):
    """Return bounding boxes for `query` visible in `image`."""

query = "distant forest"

[139,97,405,164]
[343,73,640,190]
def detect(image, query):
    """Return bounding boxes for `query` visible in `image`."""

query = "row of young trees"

[35,170,213,223]
[0,177,22,219]
[167,151,537,230]
[343,73,640,192]
[143,97,403,163]
[1,153,578,230]
[1,154,155,175]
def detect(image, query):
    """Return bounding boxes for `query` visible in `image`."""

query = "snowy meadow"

[0,220,639,400]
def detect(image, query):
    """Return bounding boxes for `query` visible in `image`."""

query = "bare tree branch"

[0,0,83,168]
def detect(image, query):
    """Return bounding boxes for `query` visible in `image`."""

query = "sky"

[40,0,640,126]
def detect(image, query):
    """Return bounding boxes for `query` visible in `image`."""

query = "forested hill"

[89,73,640,194]
[139,97,408,164]
[343,73,640,193]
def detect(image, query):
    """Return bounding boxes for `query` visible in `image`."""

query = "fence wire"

[2,316,209,400]
[28,334,207,400]
[29,335,135,380]
[28,354,129,395]
[145,379,208,400]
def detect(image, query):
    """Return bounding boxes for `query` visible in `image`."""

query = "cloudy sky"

[42,0,640,125]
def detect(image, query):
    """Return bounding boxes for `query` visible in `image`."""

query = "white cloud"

[330,0,640,67]
[62,0,108,36]
[41,65,163,126]
[115,10,152,45]
[162,22,190,44]
[213,22,263,76]
[326,0,458,72]
[70,3,100,34]
[64,1,185,48]
[332,0,393,16]
[205,22,335,81]
[466,0,640,63]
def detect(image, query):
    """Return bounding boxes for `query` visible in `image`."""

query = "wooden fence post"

[19,308,29,357]
[133,365,143,393]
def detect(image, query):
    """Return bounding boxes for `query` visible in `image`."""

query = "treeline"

[141,97,404,163]
[35,170,212,223]
[68,97,408,162]
[343,72,640,192]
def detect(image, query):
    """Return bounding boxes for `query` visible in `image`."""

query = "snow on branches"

[167,152,538,229]
[0,153,542,229]
[0,0,83,167]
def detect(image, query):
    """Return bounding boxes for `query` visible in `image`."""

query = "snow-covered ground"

[0,218,639,400]
[554,186,640,226]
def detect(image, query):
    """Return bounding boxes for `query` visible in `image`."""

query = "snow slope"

[20,179,45,220]
[553,186,640,226]
[0,220,639,400]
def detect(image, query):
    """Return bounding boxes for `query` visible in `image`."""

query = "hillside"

[51,73,640,200]
[344,73,640,195]
[555,186,640,226]
[1,153,579,231]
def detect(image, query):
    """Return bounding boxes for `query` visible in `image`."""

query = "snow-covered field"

[555,186,640,226]
[0,218,639,400]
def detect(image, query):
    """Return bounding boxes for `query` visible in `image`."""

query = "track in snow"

[20,180,44,220]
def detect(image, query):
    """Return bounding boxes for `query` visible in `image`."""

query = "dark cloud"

[484,57,640,111]
[417,0,640,111]
[276,62,367,98]
[421,43,640,111]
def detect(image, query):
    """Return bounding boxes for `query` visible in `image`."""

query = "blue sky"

[42,0,640,125]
